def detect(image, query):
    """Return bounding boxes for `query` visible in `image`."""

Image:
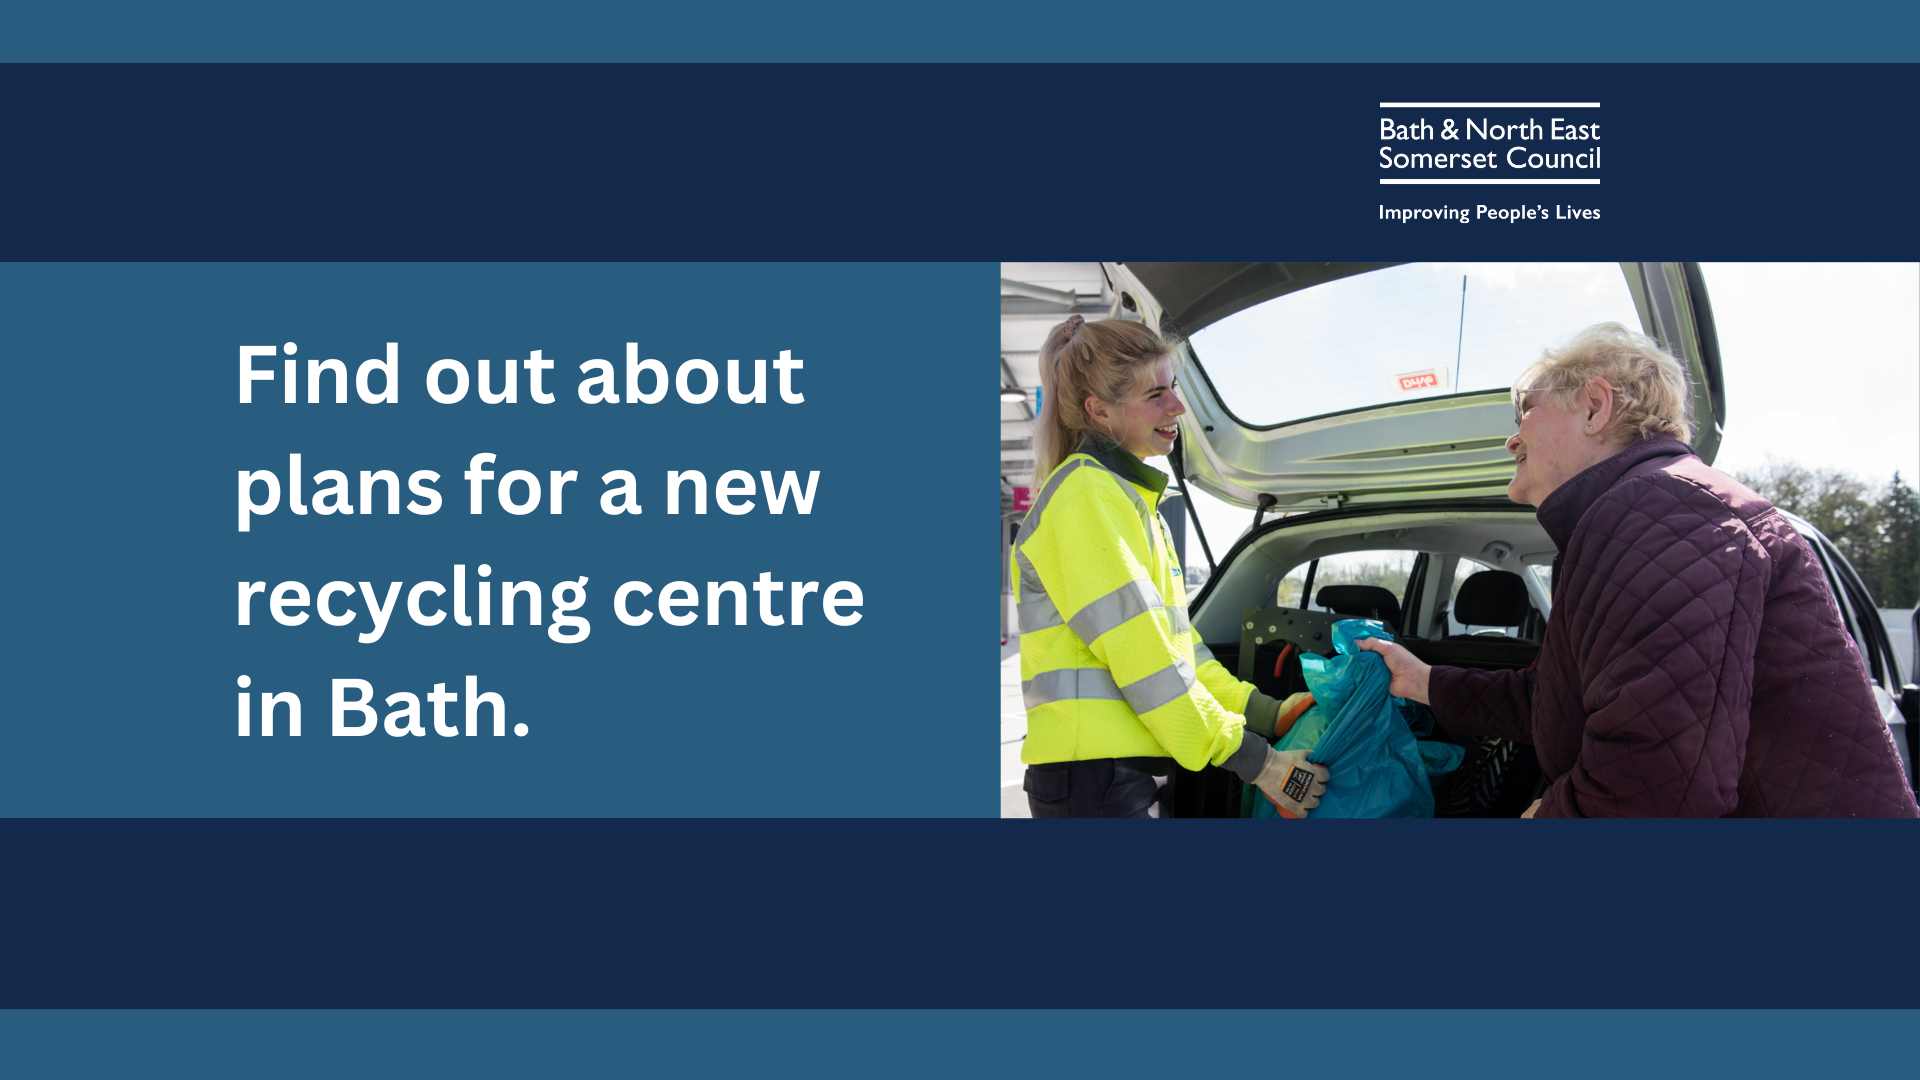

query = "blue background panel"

[0,263,998,816]
[2,1,1917,62]
[4,1009,1916,1079]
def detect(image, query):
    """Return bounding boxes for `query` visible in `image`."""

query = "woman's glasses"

[1512,386,1551,427]
[1513,376,1614,426]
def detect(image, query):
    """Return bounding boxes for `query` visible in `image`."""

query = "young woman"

[1014,315,1327,818]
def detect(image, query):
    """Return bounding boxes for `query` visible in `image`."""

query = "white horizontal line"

[1380,178,1601,185]
[1379,102,1600,107]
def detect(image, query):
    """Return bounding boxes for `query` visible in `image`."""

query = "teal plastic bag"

[1418,740,1465,777]
[1253,619,1437,818]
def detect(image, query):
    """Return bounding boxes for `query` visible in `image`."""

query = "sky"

[1702,262,1918,484]
[1170,262,1920,558]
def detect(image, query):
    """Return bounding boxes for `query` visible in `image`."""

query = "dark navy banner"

[0,64,1915,261]
[2,819,1915,1008]
[2,58,1917,1020]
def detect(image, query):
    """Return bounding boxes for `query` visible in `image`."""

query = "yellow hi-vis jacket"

[1014,442,1276,770]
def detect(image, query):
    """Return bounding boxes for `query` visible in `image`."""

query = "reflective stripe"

[1016,596,1063,633]
[1012,458,1096,613]
[1121,658,1196,715]
[1017,561,1046,603]
[1018,455,1197,722]
[1023,667,1126,710]
[1017,459,1093,554]
[1015,455,1161,603]
[1192,638,1216,666]
[1027,589,1186,643]
[1067,578,1163,645]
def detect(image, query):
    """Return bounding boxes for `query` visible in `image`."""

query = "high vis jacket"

[1014,440,1279,770]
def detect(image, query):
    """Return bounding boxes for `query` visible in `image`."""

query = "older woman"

[1358,323,1918,818]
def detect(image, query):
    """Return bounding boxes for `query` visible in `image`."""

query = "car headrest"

[1454,570,1531,627]
[1315,584,1402,632]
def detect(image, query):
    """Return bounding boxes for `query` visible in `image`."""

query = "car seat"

[1447,570,1531,639]
[1402,569,1541,671]
[1314,584,1402,633]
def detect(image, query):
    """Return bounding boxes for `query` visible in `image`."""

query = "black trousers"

[1023,758,1171,818]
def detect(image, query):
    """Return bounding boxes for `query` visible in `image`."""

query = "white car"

[1101,261,1918,816]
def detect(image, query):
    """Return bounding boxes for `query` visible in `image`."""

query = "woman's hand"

[1352,637,1432,704]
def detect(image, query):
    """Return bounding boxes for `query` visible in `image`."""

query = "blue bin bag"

[1418,740,1465,777]
[1400,700,1437,737]
[1254,619,1436,818]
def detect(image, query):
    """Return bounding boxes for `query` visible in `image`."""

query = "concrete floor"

[1000,636,1029,818]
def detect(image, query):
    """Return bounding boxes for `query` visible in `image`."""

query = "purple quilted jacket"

[1429,437,1918,818]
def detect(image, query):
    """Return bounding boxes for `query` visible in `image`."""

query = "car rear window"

[1186,262,1644,427]
[1277,550,1415,610]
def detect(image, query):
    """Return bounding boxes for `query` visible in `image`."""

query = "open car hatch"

[1107,262,1725,511]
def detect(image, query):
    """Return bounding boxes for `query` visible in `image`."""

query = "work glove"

[1254,747,1329,818]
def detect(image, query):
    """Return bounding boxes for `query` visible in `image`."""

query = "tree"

[1878,472,1919,607]
[1277,553,1416,607]
[1734,460,1919,608]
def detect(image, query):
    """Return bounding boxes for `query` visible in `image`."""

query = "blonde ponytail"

[1033,316,1171,479]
